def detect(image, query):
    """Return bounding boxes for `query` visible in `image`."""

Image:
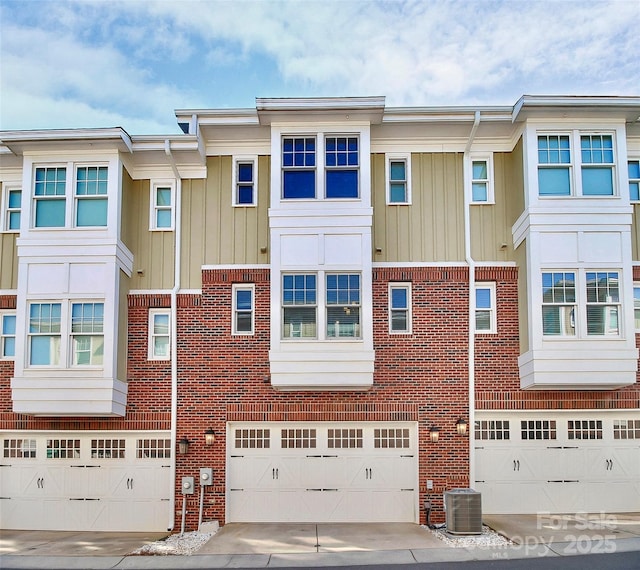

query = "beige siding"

[126,179,175,290]
[181,156,270,289]
[632,205,640,261]
[120,167,135,252]
[470,140,525,263]
[0,233,18,289]
[117,269,129,382]
[514,238,529,354]
[372,153,465,262]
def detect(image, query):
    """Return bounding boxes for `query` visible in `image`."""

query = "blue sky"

[1,0,638,135]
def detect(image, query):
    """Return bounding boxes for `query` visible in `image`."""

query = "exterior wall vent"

[444,488,482,535]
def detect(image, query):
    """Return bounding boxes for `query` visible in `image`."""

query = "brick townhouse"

[0,95,639,532]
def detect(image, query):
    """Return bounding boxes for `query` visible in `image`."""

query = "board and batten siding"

[0,233,18,290]
[372,153,465,263]
[181,156,270,289]
[470,151,523,263]
[631,204,640,261]
[124,178,176,291]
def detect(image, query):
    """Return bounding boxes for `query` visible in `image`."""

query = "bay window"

[325,136,359,198]
[28,303,62,365]
[542,272,576,336]
[71,302,104,365]
[282,274,317,338]
[282,137,316,199]
[75,166,108,226]
[326,273,360,337]
[586,272,619,335]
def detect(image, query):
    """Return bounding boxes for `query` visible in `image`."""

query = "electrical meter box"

[181,476,195,494]
[200,467,213,486]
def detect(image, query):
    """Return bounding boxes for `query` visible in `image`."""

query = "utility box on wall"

[444,488,482,535]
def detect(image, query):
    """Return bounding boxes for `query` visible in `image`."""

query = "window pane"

[238,163,253,182]
[3,337,15,357]
[236,290,252,310]
[582,168,613,196]
[390,161,405,180]
[154,336,169,357]
[472,161,487,179]
[472,182,488,202]
[476,288,491,309]
[326,170,358,198]
[153,314,169,334]
[635,287,640,329]
[283,170,315,199]
[8,190,21,208]
[30,336,60,365]
[236,313,252,332]
[389,183,406,203]
[542,306,575,336]
[2,315,16,335]
[539,168,570,196]
[475,310,491,331]
[391,311,407,332]
[629,161,640,179]
[156,188,171,206]
[283,307,316,338]
[156,209,171,228]
[8,211,20,230]
[630,182,640,202]
[35,199,65,227]
[237,186,254,205]
[391,288,407,309]
[77,198,108,226]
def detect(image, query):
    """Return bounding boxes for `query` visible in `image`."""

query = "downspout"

[165,139,182,531]
[464,111,480,489]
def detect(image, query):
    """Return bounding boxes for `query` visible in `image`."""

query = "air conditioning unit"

[444,488,482,535]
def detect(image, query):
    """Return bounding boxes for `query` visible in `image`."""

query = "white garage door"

[227,422,418,523]
[474,412,640,514]
[0,432,171,531]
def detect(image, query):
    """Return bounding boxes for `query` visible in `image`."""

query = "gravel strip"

[130,531,215,556]
[426,524,513,548]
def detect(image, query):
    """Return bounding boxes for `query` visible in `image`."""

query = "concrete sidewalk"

[2,514,640,569]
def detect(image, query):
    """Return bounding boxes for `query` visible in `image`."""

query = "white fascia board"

[0,167,22,182]
[258,96,385,110]
[1,128,133,155]
[125,163,207,180]
[175,109,260,126]
[513,95,640,122]
[205,140,271,155]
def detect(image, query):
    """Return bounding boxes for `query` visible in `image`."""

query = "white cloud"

[1,0,637,133]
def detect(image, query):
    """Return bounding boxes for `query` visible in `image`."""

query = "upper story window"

[281,134,360,200]
[475,283,497,333]
[33,164,109,228]
[75,166,108,226]
[389,283,411,334]
[282,274,317,338]
[634,283,640,331]
[232,285,254,335]
[629,160,640,202]
[386,155,411,204]
[1,311,16,359]
[28,300,104,367]
[150,180,174,230]
[2,185,21,232]
[325,136,359,198]
[148,309,170,360]
[542,270,620,338]
[282,137,316,199]
[537,132,616,197]
[471,155,494,203]
[233,157,257,206]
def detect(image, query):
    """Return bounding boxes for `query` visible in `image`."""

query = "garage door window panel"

[136,438,171,459]
[281,429,316,449]
[374,428,410,448]
[235,429,270,449]
[328,428,363,448]
[91,439,125,459]
[3,438,36,458]
[568,419,602,440]
[613,420,640,440]
[47,439,80,459]
[475,420,510,440]
[521,420,557,440]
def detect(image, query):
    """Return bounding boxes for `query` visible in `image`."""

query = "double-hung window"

[233,158,257,206]
[386,155,410,204]
[148,309,170,360]
[542,272,576,336]
[34,167,67,227]
[282,137,316,199]
[75,166,108,226]
[282,274,317,338]
[634,283,640,331]
[232,285,254,335]
[150,181,174,230]
[471,156,494,203]
[1,312,16,358]
[71,302,104,365]
[580,135,614,196]
[326,274,360,337]
[325,136,359,198]
[389,283,411,333]
[538,135,571,196]
[475,283,496,333]
[629,160,640,202]
[28,303,62,365]
[586,272,619,335]
[2,186,21,231]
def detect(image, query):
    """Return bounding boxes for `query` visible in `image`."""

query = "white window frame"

[474,282,497,334]
[385,153,411,205]
[1,183,22,232]
[541,269,622,339]
[470,154,494,204]
[282,135,317,200]
[149,180,175,231]
[324,135,360,199]
[629,159,640,203]
[232,284,255,335]
[0,310,16,360]
[536,130,617,199]
[388,282,412,334]
[634,282,640,332]
[232,156,258,207]
[70,301,104,367]
[148,309,170,360]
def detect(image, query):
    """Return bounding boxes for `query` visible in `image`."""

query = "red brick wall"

[171,267,471,530]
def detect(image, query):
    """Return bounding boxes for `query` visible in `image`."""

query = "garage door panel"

[227,422,418,523]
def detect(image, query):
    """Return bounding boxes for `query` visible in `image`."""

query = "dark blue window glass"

[326,171,358,198]
[284,171,315,199]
